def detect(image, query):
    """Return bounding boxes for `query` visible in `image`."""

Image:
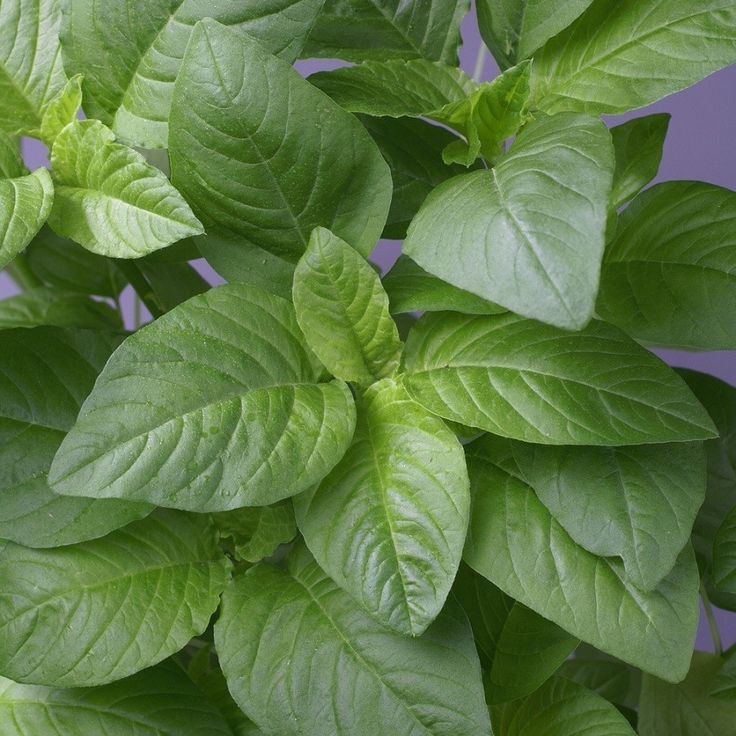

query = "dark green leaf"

[511,440,706,590]
[403,312,716,445]
[598,182,736,350]
[711,651,736,701]
[0,168,54,270]
[295,379,469,636]
[49,284,356,511]
[714,506,736,594]
[0,287,122,330]
[49,120,203,258]
[293,228,401,386]
[383,255,505,315]
[0,510,231,686]
[0,131,25,178]
[404,113,614,329]
[560,655,641,713]
[531,0,736,115]
[0,326,151,548]
[169,20,392,262]
[639,652,736,734]
[130,257,210,313]
[0,0,66,134]
[0,661,235,735]
[454,564,577,704]
[215,545,492,735]
[477,0,596,69]
[304,0,469,63]
[491,676,636,736]
[463,435,700,681]
[359,117,472,240]
[609,114,670,211]
[25,227,124,297]
[61,0,325,148]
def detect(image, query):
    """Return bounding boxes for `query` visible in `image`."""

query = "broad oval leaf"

[60,0,324,148]
[404,113,614,329]
[476,0,596,69]
[0,168,54,269]
[0,131,25,178]
[310,59,478,117]
[463,436,700,681]
[0,326,150,548]
[49,284,357,511]
[712,652,736,702]
[295,379,470,636]
[512,440,707,591]
[48,120,203,258]
[403,312,716,445]
[491,676,636,736]
[214,546,492,736]
[531,0,736,115]
[0,0,66,134]
[169,20,392,262]
[0,661,234,736]
[0,287,122,330]
[598,181,736,350]
[639,652,736,735]
[714,506,736,594]
[383,255,505,315]
[304,0,469,63]
[454,564,578,705]
[609,114,670,211]
[293,228,402,386]
[0,510,231,687]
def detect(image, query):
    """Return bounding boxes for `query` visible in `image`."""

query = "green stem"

[5,253,42,291]
[472,43,489,82]
[115,261,164,320]
[701,582,723,656]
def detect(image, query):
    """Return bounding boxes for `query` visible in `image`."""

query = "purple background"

[6,8,736,651]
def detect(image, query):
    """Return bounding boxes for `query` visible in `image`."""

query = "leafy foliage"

[0,1,735,732]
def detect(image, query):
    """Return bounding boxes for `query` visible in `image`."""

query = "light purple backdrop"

[7,8,736,650]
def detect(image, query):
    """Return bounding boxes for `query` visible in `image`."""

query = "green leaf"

[39,73,82,146]
[454,564,577,705]
[25,227,125,297]
[714,506,736,594]
[127,257,210,313]
[0,168,54,269]
[383,255,506,315]
[48,120,203,258]
[169,20,391,262]
[294,379,469,636]
[711,651,736,701]
[491,676,636,736]
[598,182,736,350]
[0,510,230,687]
[310,59,478,117]
[194,665,264,736]
[304,0,470,63]
[639,652,736,734]
[0,326,151,548]
[511,440,706,591]
[463,435,701,681]
[404,113,614,329]
[0,0,66,134]
[609,114,670,211]
[293,228,401,386]
[0,287,122,330]
[358,117,472,240]
[0,131,25,178]
[0,661,235,735]
[49,284,357,511]
[196,233,296,301]
[402,312,717,445]
[61,0,325,149]
[476,0,596,69]
[530,0,736,115]
[213,501,296,563]
[560,655,641,714]
[214,545,492,736]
